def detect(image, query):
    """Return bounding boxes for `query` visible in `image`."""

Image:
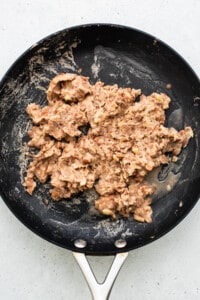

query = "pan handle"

[73,252,128,300]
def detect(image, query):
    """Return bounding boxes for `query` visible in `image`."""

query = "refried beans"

[24,73,193,223]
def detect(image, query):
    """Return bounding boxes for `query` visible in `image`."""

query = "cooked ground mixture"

[24,73,193,223]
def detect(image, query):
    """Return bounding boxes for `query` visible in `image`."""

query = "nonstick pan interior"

[0,24,200,254]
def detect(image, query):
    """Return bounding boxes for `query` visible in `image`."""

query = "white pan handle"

[73,252,128,300]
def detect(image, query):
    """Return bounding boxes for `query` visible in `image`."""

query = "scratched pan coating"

[0,24,200,254]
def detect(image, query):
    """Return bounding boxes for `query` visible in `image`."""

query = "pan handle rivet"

[114,239,127,248]
[74,239,87,248]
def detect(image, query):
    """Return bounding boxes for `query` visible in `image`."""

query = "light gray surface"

[0,1,200,299]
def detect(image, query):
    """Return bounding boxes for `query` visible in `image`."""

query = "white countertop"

[0,1,200,299]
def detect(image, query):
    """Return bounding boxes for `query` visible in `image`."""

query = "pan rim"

[0,22,199,86]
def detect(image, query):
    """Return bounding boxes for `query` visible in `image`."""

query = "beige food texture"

[24,73,193,223]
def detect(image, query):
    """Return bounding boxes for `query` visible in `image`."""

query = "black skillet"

[0,24,200,299]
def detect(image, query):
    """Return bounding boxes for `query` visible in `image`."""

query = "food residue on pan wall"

[166,83,172,90]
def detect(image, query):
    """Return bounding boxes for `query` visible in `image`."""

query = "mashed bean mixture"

[24,73,193,222]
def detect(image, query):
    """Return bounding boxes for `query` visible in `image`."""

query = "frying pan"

[0,24,200,300]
